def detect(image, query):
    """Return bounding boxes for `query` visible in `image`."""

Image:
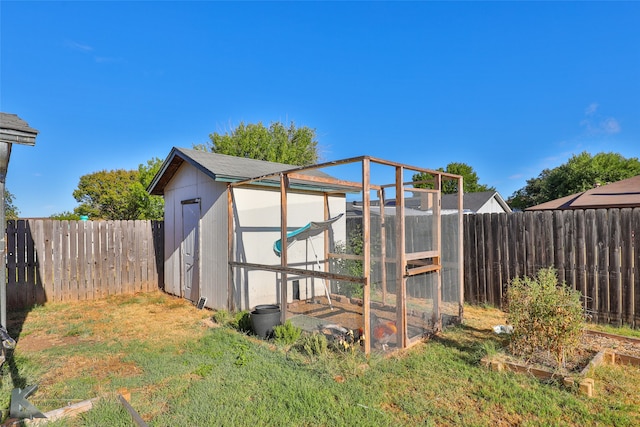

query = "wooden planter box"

[482,330,640,397]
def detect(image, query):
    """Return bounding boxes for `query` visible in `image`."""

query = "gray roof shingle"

[149,147,338,195]
[0,113,39,145]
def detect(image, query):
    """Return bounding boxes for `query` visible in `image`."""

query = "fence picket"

[484,214,494,305]
[7,208,640,328]
[596,210,610,323]
[609,209,622,325]
[7,220,16,289]
[69,221,79,301]
[524,212,536,277]
[553,211,565,285]
[462,208,640,328]
[562,211,576,291]
[633,209,640,326]
[584,210,598,321]
[43,220,54,301]
[620,209,633,325]
[53,221,63,302]
[475,214,487,303]
[575,210,587,311]
[463,215,476,303]
[5,220,163,310]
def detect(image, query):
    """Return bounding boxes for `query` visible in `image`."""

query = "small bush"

[506,267,584,368]
[213,310,252,334]
[233,311,252,333]
[273,320,302,345]
[213,309,233,325]
[295,333,328,356]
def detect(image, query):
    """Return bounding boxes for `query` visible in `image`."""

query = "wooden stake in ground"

[118,394,149,427]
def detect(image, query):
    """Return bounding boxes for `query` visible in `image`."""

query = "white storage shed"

[148,147,346,311]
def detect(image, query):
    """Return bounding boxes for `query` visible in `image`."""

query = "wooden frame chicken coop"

[228,156,464,354]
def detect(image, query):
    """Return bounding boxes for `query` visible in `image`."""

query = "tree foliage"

[50,211,81,220]
[71,158,164,220]
[412,162,495,194]
[5,189,19,220]
[509,152,640,210]
[196,121,319,166]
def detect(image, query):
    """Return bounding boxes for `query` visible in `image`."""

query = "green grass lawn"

[1,292,639,426]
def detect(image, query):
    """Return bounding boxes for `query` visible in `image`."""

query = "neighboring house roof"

[442,191,512,213]
[385,191,511,213]
[526,175,640,210]
[148,147,341,195]
[0,113,39,145]
[347,190,512,216]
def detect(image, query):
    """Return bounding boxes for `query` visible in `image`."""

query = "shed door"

[181,199,200,303]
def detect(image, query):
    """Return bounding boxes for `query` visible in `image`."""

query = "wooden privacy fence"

[465,208,640,327]
[6,220,164,310]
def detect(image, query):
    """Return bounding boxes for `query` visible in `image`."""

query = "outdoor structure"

[148,147,346,310]
[0,113,38,328]
[348,190,511,216]
[229,156,464,354]
[444,190,512,214]
[0,112,38,365]
[527,175,640,211]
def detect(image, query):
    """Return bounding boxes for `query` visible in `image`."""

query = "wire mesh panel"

[442,211,462,325]
[228,156,463,354]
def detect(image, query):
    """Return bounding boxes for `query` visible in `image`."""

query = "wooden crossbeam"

[406,264,441,276]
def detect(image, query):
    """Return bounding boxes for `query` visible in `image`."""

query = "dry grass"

[4,291,212,412]
[2,294,640,426]
[14,292,211,347]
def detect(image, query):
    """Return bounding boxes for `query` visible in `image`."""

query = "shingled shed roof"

[527,175,640,210]
[0,113,39,145]
[148,147,340,195]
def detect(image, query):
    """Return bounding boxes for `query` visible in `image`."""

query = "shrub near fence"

[6,220,164,310]
[465,208,640,327]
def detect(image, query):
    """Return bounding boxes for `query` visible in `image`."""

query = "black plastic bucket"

[253,304,280,314]
[250,309,281,338]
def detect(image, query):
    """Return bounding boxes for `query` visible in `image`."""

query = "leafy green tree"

[71,158,164,220]
[509,152,640,210]
[73,169,139,219]
[196,121,319,166]
[50,211,82,220]
[412,162,495,194]
[4,189,19,220]
[132,158,164,220]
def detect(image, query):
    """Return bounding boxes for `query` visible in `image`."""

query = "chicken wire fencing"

[228,156,463,354]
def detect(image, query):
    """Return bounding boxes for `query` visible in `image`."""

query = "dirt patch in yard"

[11,291,213,352]
[39,354,142,387]
[6,291,214,403]
[16,335,89,353]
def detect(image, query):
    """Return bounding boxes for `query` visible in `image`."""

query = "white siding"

[232,187,346,310]
[162,162,346,311]
[163,164,229,309]
[476,196,508,214]
[199,175,229,310]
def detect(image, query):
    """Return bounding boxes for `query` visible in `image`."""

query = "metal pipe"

[0,142,12,329]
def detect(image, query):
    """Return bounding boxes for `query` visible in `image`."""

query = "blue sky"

[1,1,638,217]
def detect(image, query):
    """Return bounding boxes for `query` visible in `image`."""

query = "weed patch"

[273,320,302,345]
[507,267,584,369]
